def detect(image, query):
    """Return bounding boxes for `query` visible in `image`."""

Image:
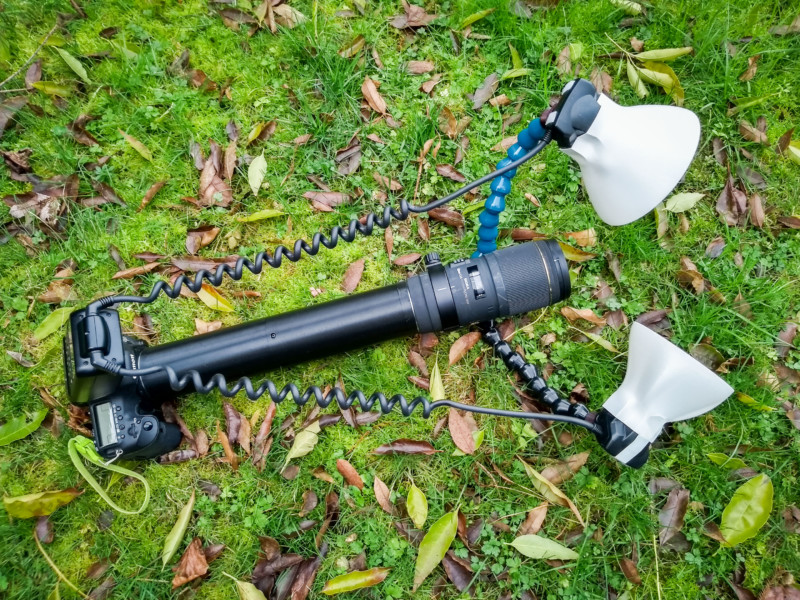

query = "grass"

[1,0,800,598]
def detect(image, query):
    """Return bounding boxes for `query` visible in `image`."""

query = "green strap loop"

[67,437,150,515]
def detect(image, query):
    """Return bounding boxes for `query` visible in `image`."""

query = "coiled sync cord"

[85,131,600,433]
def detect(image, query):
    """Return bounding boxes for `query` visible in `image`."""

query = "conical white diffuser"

[559,94,701,226]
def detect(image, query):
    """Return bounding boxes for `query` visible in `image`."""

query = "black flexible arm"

[86,137,551,314]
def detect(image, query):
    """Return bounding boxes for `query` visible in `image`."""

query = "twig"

[0,22,60,90]
[32,530,90,599]
[0,88,28,94]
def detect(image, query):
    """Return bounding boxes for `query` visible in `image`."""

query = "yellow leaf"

[197,284,234,312]
[429,361,445,400]
[581,329,619,353]
[509,43,523,70]
[634,47,693,62]
[557,241,597,263]
[119,130,153,162]
[522,461,585,526]
[626,61,648,98]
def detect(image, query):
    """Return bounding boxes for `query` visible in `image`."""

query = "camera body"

[64,309,181,459]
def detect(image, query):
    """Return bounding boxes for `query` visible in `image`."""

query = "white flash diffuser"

[547,80,701,226]
[594,323,734,467]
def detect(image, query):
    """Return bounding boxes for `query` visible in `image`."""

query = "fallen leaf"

[665,192,705,213]
[705,237,726,258]
[0,410,48,446]
[282,421,321,472]
[658,487,689,546]
[448,409,476,455]
[512,534,580,560]
[748,193,765,228]
[171,538,208,588]
[338,35,366,58]
[472,73,499,110]
[197,284,234,312]
[522,461,584,525]
[273,4,306,28]
[519,505,548,536]
[413,511,457,591]
[303,191,350,208]
[3,488,81,518]
[719,474,773,546]
[185,225,220,255]
[428,207,464,228]
[448,332,481,365]
[373,476,393,514]
[393,253,420,266]
[407,60,434,74]
[341,259,365,293]
[390,1,438,29]
[435,164,466,183]
[739,55,759,81]
[739,120,768,144]
[33,307,73,341]
[361,77,387,115]
[336,459,364,490]
[620,557,641,585]
[67,114,99,146]
[689,343,725,371]
[55,48,91,84]
[246,121,277,147]
[540,452,590,485]
[119,130,152,161]
[557,242,596,263]
[248,152,267,197]
[162,491,195,566]
[372,439,437,455]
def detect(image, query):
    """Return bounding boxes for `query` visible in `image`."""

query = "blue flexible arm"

[474,118,547,256]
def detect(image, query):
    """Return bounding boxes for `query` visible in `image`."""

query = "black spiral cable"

[87,138,550,313]
[88,323,599,433]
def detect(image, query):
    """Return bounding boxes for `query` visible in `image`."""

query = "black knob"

[424,252,441,267]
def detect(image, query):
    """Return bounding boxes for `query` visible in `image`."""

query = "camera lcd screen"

[95,402,118,448]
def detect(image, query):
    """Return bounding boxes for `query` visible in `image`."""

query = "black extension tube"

[134,240,570,400]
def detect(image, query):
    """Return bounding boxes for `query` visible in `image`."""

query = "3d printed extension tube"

[63,78,734,468]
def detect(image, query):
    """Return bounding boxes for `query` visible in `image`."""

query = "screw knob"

[424,252,441,266]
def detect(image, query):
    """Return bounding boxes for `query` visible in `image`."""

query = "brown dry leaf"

[216,421,239,470]
[556,45,572,77]
[372,172,403,191]
[564,228,597,247]
[739,55,760,81]
[223,142,237,180]
[589,68,613,94]
[619,558,642,585]
[658,487,689,546]
[198,142,232,208]
[335,138,361,176]
[749,193,765,228]
[384,227,394,258]
[361,77,387,115]
[489,94,511,107]
[712,137,728,165]
[407,60,435,74]
[778,216,800,229]
[776,127,795,155]
[135,180,166,212]
[522,461,585,526]
[435,164,466,183]
[341,259,365,293]
[408,349,428,376]
[540,451,590,485]
[303,191,350,208]
[705,236,726,258]
[448,408,477,455]
[390,0,438,28]
[312,467,335,484]
[419,73,442,96]
[630,37,645,52]
[716,174,748,227]
[185,225,220,255]
[784,401,800,431]
[299,490,318,518]
[25,60,42,91]
[472,73,499,110]
[111,261,160,280]
[428,207,464,228]
[776,323,797,360]
[0,96,27,141]
[518,504,548,535]
[393,253,421,266]
[739,120,768,144]
[373,476,394,514]
[6,351,34,368]
[171,538,208,588]
[449,331,481,365]
[560,307,606,326]
[68,114,99,146]
[336,459,364,489]
[372,439,437,455]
